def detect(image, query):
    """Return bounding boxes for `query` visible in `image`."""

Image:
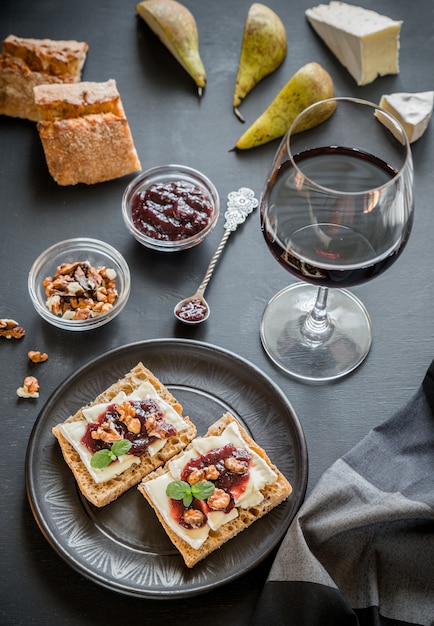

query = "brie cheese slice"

[306,2,402,85]
[379,92,434,143]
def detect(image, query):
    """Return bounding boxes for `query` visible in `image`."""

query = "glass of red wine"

[260,97,414,382]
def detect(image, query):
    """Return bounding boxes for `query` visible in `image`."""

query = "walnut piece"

[91,421,122,442]
[187,464,220,485]
[17,375,40,398]
[224,457,249,474]
[0,318,25,339]
[182,509,205,528]
[187,468,206,485]
[207,488,231,510]
[43,261,118,320]
[117,401,141,434]
[145,412,172,438]
[204,464,220,481]
[28,350,48,363]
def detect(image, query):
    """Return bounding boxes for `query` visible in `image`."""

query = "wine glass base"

[260,283,372,383]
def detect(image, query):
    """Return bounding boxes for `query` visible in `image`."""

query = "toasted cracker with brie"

[138,412,292,568]
[0,34,88,121]
[34,79,141,185]
[52,362,196,507]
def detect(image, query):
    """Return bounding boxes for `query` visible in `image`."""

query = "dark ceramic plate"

[26,339,308,599]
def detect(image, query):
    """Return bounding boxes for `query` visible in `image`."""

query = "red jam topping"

[81,398,176,458]
[175,298,208,322]
[169,444,251,528]
[131,180,214,241]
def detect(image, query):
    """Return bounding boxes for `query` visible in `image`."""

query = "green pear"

[233,3,287,122]
[136,0,206,96]
[234,62,335,149]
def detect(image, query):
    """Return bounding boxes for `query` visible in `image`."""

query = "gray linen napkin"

[252,361,434,626]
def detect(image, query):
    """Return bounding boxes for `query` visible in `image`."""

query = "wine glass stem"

[301,286,333,344]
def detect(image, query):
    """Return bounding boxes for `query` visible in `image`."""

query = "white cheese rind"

[168,449,198,480]
[379,92,434,143]
[143,422,278,549]
[306,2,402,85]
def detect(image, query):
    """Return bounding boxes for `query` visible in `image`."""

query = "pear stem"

[234,106,245,123]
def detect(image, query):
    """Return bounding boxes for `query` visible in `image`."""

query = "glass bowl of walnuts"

[28,238,131,331]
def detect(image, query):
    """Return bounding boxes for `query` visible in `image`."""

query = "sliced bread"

[34,79,141,185]
[0,34,88,121]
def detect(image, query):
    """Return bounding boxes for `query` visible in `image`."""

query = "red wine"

[261,146,413,288]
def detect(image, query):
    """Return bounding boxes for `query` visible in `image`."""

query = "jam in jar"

[131,180,214,241]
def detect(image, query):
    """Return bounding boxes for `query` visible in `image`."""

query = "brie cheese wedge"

[306,2,402,85]
[379,92,434,143]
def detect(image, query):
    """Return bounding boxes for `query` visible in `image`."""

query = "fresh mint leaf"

[90,438,132,469]
[111,438,132,457]
[166,480,190,500]
[183,493,193,507]
[91,448,115,468]
[166,479,215,508]
[191,480,215,500]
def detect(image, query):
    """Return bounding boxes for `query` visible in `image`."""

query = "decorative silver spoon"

[174,187,258,324]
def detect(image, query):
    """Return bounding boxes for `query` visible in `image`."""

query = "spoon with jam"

[174,187,258,324]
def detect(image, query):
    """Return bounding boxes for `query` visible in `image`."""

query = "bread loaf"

[138,412,293,568]
[0,34,88,121]
[52,362,197,507]
[34,79,141,185]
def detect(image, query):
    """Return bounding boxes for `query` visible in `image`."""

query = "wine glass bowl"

[260,97,414,382]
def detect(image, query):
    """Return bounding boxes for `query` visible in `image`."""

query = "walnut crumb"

[28,350,48,363]
[117,401,141,434]
[0,318,25,339]
[17,376,40,398]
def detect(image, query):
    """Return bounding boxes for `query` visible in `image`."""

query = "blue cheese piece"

[379,92,434,143]
[305,2,402,85]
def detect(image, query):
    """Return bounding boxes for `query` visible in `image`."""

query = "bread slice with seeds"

[52,362,196,507]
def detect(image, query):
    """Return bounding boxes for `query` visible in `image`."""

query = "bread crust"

[37,112,141,185]
[52,362,197,508]
[138,412,293,568]
[0,34,88,121]
[34,79,141,185]
[34,80,125,120]
[3,34,88,76]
